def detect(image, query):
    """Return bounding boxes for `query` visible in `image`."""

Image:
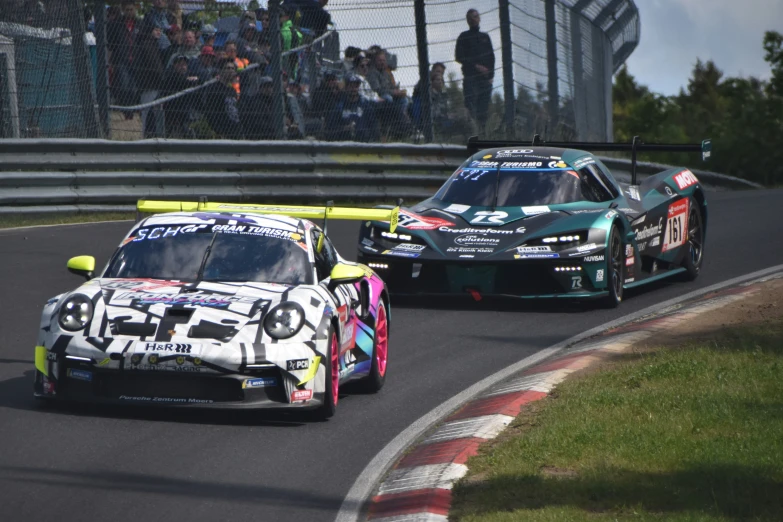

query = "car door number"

[662,199,689,252]
[470,211,508,224]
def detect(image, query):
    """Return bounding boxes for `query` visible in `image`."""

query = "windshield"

[104,224,313,285]
[435,166,602,207]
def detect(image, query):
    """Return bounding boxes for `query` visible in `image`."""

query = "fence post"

[93,0,111,138]
[66,0,101,138]
[268,0,286,140]
[544,0,559,135]
[414,0,432,143]
[498,0,514,138]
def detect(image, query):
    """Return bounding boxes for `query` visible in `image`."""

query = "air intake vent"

[111,321,156,337]
[188,320,237,341]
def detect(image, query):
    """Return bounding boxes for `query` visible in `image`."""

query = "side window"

[578,164,615,202]
[590,163,620,198]
[312,229,338,281]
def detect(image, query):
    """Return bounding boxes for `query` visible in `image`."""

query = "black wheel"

[358,300,389,393]
[313,326,340,420]
[603,224,624,308]
[682,197,704,281]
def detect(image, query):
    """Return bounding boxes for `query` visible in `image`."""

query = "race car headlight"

[58,294,94,331]
[264,302,305,339]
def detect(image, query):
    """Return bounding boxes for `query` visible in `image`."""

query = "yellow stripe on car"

[34,346,49,377]
[297,356,321,386]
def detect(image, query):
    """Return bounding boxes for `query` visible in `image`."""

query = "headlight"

[58,294,94,331]
[264,302,305,339]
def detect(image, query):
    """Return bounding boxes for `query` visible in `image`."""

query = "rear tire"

[314,327,339,420]
[603,224,624,308]
[358,300,389,393]
[682,197,704,281]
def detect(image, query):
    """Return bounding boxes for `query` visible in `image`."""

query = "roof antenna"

[532,134,542,146]
[631,136,640,185]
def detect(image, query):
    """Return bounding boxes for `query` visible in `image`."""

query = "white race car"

[33,200,397,419]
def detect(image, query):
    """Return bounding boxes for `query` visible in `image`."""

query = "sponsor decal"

[446,247,494,253]
[115,291,259,308]
[470,210,508,224]
[584,255,604,262]
[638,241,647,252]
[571,276,583,289]
[570,209,604,214]
[133,224,303,242]
[516,246,552,253]
[547,160,568,168]
[443,203,470,214]
[130,364,205,373]
[627,186,641,201]
[625,244,634,266]
[495,149,534,157]
[605,210,617,219]
[459,255,475,258]
[456,234,501,247]
[577,243,599,252]
[631,215,646,226]
[664,186,675,197]
[439,227,518,235]
[101,279,187,291]
[242,377,278,389]
[396,212,454,230]
[382,250,421,258]
[662,198,689,252]
[618,208,636,213]
[361,238,374,247]
[634,217,664,240]
[673,169,698,190]
[501,161,542,168]
[46,351,57,361]
[393,243,426,252]
[134,342,201,355]
[626,257,634,266]
[572,156,595,168]
[482,154,492,159]
[652,261,659,273]
[291,389,313,402]
[626,278,635,283]
[650,236,660,247]
[596,269,604,282]
[67,368,92,382]
[286,359,310,371]
[514,253,559,259]
[469,160,499,168]
[118,395,214,403]
[521,206,550,215]
[42,375,55,395]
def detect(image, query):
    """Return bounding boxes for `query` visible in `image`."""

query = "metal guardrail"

[0,139,762,215]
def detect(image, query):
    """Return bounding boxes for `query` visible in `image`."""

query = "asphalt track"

[0,189,781,522]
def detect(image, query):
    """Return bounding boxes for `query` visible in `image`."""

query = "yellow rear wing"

[137,199,399,233]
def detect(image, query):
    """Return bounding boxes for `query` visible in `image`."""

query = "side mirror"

[328,263,366,290]
[67,255,96,280]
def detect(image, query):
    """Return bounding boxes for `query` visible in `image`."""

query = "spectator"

[143,0,173,51]
[134,21,166,137]
[200,24,217,47]
[189,45,216,83]
[167,0,183,29]
[106,0,139,118]
[412,62,446,98]
[366,49,411,138]
[299,0,331,37]
[235,21,266,65]
[286,79,308,139]
[429,71,461,140]
[257,9,270,35]
[280,5,303,80]
[224,41,249,95]
[341,46,361,77]
[309,70,342,124]
[455,8,494,133]
[163,24,182,66]
[327,74,379,142]
[353,52,381,103]
[203,58,243,139]
[239,74,277,140]
[161,55,199,137]
[167,29,199,68]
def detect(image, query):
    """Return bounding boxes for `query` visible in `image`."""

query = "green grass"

[450,322,783,521]
[0,212,135,229]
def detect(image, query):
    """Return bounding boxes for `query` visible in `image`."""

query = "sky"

[624,0,783,95]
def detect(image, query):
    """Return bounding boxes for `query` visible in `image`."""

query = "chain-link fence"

[0,0,638,143]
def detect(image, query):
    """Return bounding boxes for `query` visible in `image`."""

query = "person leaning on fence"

[106,0,140,119]
[326,74,379,142]
[203,58,243,139]
[455,8,494,134]
[161,55,200,138]
[134,21,166,138]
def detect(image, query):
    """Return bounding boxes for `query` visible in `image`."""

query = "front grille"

[95,372,244,402]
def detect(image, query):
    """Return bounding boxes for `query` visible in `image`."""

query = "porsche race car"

[34,200,398,418]
[357,138,711,307]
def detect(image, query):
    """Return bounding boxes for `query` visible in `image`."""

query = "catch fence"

[0,0,638,144]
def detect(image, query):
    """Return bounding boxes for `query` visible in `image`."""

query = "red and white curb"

[364,275,779,522]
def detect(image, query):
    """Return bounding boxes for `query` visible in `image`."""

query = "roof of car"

[140,211,306,229]
[476,146,587,159]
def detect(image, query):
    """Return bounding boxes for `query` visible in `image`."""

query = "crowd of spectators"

[100,0,473,142]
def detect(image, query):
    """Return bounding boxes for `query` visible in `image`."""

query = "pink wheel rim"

[330,333,339,406]
[376,305,388,377]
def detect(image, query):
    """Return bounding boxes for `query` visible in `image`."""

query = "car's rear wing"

[467,135,712,185]
[137,199,400,233]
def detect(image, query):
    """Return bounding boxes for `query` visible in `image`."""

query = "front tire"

[314,327,340,420]
[358,300,389,393]
[682,197,704,281]
[603,224,624,308]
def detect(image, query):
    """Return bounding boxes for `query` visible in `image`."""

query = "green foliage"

[612,31,783,186]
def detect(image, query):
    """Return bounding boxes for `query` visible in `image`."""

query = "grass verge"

[450,321,783,521]
[0,212,135,229]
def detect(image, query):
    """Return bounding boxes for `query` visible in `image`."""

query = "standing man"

[455,8,494,134]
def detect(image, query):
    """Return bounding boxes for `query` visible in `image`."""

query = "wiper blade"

[196,231,219,281]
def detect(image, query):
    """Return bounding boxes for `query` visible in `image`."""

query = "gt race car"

[34,200,399,418]
[358,137,711,307]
